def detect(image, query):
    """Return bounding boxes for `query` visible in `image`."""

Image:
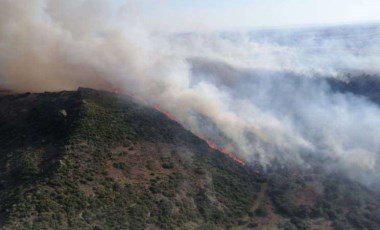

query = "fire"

[153,104,246,166]
[220,148,246,166]
[110,87,177,122]
[109,86,246,167]
[153,105,177,121]
[205,139,217,150]
[203,137,246,166]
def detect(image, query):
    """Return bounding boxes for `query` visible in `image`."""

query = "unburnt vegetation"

[0,88,379,229]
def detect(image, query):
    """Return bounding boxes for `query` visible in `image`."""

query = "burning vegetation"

[1,88,380,230]
[204,138,246,166]
[111,87,247,167]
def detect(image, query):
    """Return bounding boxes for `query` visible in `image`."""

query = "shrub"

[161,162,174,169]
[255,207,269,217]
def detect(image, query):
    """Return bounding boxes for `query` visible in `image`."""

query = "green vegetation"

[0,88,379,229]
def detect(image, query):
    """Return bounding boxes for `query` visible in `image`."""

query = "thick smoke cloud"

[1,1,380,187]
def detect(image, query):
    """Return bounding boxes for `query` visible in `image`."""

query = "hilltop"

[0,88,379,229]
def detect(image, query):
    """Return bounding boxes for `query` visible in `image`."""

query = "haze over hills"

[0,88,380,230]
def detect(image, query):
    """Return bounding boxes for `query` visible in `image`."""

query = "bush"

[291,217,309,230]
[161,162,174,169]
[113,162,127,170]
[255,207,269,217]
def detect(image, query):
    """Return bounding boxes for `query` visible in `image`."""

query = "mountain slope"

[0,88,261,229]
[0,88,379,230]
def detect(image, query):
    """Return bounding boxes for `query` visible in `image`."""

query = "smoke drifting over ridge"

[1,1,380,186]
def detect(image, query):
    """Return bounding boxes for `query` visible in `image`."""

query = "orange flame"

[153,105,178,121]
[110,87,178,121]
[205,139,217,150]
[109,87,246,166]
[203,137,246,166]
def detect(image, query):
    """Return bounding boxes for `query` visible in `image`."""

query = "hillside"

[0,88,379,230]
[328,74,380,106]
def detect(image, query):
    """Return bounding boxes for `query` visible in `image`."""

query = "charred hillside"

[0,88,379,230]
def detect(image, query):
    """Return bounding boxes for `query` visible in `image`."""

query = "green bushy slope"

[0,88,379,230]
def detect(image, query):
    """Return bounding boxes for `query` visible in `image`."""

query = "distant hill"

[0,89,12,96]
[0,88,379,229]
[328,74,380,106]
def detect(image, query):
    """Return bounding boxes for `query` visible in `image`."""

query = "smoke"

[1,1,380,187]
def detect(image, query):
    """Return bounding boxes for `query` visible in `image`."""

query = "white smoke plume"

[1,0,380,186]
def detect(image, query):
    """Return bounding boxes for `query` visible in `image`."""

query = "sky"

[120,0,380,32]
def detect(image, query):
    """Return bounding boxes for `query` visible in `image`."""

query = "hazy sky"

[123,0,380,32]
